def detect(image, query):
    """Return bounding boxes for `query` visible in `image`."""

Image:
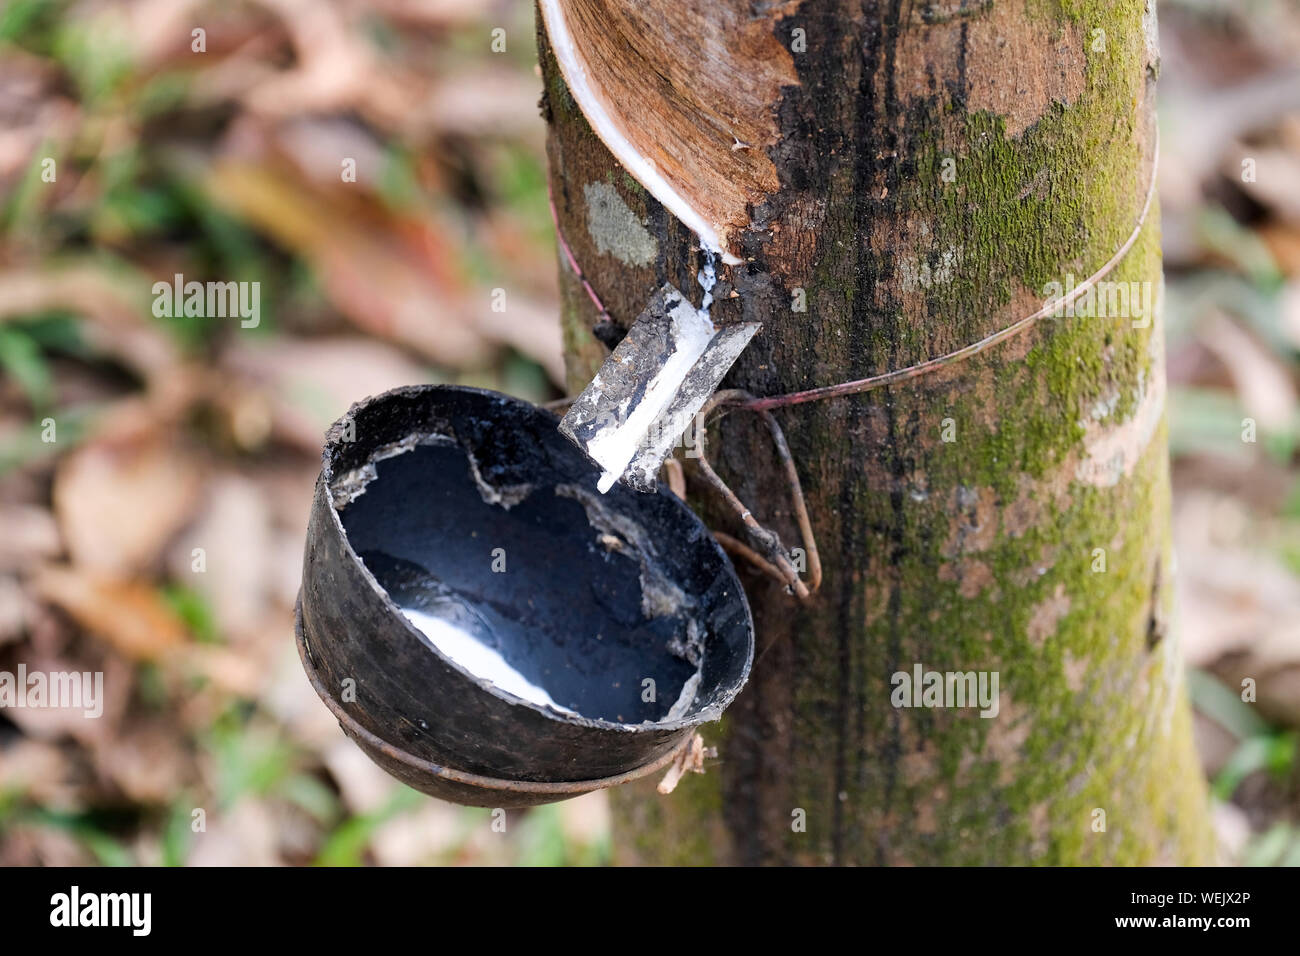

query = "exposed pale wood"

[539,0,798,260]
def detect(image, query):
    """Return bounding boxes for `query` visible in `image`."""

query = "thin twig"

[713,530,791,588]
[663,456,687,499]
[694,389,821,602]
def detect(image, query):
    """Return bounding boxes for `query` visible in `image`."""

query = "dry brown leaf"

[323,739,400,815]
[240,0,416,126]
[1199,312,1298,431]
[0,574,32,646]
[557,790,610,846]
[1160,69,1300,212]
[267,528,308,610]
[1281,280,1300,350]
[1229,145,1300,224]
[205,162,564,381]
[423,68,547,140]
[0,739,80,810]
[0,823,94,867]
[205,161,493,367]
[223,337,435,451]
[272,117,389,188]
[0,641,134,742]
[260,641,344,751]
[476,296,565,384]
[53,433,203,577]
[187,798,282,867]
[1258,226,1300,279]
[0,504,62,574]
[166,473,272,636]
[0,51,77,191]
[362,0,487,30]
[1175,491,1300,727]
[0,266,179,383]
[125,0,206,65]
[1192,711,1237,780]
[371,803,461,866]
[1209,659,1300,730]
[89,718,191,804]
[182,644,266,698]
[32,564,188,661]
[1212,801,1252,865]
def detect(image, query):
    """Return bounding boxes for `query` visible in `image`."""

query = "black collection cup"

[296,385,754,806]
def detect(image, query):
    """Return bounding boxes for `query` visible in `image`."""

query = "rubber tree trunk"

[538,0,1213,865]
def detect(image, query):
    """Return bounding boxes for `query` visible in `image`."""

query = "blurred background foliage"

[0,0,1297,865]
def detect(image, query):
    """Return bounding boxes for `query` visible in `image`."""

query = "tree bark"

[539,0,1213,865]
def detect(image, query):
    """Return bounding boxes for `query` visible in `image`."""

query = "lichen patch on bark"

[582,180,657,266]
[1076,345,1166,487]
[942,485,999,556]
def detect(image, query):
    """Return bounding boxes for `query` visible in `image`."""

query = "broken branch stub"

[559,284,759,493]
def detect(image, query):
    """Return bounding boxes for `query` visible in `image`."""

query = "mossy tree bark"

[539,0,1213,865]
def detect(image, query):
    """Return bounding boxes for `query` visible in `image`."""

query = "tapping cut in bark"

[537,0,798,263]
[542,0,794,491]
